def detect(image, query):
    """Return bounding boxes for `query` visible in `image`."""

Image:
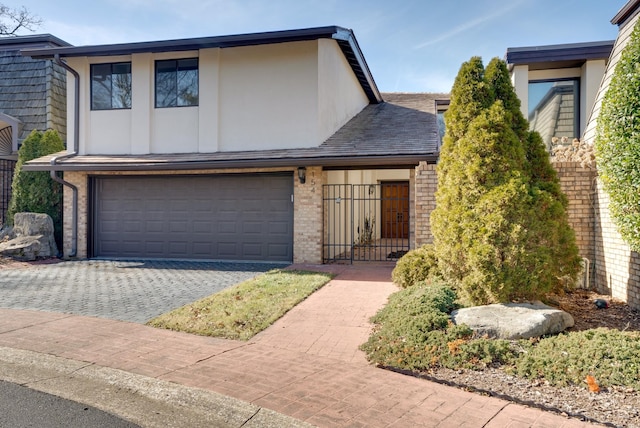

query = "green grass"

[147,269,333,340]
[362,281,640,390]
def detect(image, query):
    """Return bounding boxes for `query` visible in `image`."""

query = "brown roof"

[25,92,448,172]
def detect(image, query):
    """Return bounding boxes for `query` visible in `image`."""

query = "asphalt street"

[0,380,140,428]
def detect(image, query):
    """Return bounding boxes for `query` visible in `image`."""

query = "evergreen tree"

[7,129,65,247]
[431,57,580,305]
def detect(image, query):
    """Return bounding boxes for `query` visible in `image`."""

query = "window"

[91,62,132,110]
[155,58,199,108]
[435,99,450,145]
[528,78,579,150]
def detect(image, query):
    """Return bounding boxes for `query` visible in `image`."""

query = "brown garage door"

[91,173,293,262]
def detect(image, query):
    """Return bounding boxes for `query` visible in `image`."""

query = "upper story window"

[435,99,450,145]
[91,62,132,110]
[155,58,199,108]
[528,78,579,150]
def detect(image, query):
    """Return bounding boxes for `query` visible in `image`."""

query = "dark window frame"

[435,99,450,151]
[90,62,132,111]
[154,58,199,108]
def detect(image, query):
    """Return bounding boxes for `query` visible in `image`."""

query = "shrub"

[391,244,439,288]
[431,57,580,305]
[7,129,65,247]
[515,328,640,389]
[595,19,640,252]
[362,282,519,371]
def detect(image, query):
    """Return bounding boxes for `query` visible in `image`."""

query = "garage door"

[91,173,293,261]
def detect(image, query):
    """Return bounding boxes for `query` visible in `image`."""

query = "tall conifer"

[431,57,580,305]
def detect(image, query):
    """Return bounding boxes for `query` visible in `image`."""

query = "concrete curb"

[0,346,312,428]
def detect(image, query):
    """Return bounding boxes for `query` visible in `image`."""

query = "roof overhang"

[0,33,71,51]
[505,40,614,71]
[23,151,437,172]
[22,26,382,104]
[612,0,640,28]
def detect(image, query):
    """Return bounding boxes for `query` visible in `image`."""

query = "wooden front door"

[382,182,409,239]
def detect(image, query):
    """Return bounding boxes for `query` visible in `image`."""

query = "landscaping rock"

[0,213,58,260]
[0,235,55,261]
[0,225,14,241]
[451,302,575,339]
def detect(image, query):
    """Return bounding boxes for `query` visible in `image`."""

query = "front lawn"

[147,269,332,340]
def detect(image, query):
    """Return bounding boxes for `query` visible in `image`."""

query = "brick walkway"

[0,263,595,427]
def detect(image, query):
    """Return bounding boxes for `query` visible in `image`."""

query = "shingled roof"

[24,92,447,171]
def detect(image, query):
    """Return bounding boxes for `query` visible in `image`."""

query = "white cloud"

[413,0,525,50]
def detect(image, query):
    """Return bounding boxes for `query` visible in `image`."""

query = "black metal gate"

[0,158,16,226]
[323,183,410,263]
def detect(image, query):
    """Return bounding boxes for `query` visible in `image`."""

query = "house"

[504,40,613,279]
[581,0,640,308]
[0,34,69,225]
[22,26,444,264]
[506,40,613,151]
[506,0,640,309]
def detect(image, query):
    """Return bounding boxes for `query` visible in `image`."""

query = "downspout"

[51,54,79,257]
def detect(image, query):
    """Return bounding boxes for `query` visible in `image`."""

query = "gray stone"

[13,213,55,238]
[0,225,14,241]
[451,302,575,339]
[0,213,58,260]
[0,235,54,261]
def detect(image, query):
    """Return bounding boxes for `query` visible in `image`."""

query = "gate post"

[293,166,323,263]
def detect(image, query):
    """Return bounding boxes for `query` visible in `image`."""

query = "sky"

[6,0,630,93]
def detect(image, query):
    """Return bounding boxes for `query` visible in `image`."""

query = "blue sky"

[9,0,628,92]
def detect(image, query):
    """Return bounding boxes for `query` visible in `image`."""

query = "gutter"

[51,54,79,257]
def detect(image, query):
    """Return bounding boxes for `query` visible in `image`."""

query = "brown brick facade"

[293,166,324,264]
[594,179,640,308]
[553,162,597,263]
[413,162,437,247]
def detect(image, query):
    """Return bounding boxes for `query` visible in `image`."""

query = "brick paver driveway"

[0,260,284,323]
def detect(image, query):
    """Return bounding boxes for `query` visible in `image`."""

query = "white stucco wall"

[67,39,369,155]
[511,64,529,119]
[218,40,318,151]
[317,39,369,142]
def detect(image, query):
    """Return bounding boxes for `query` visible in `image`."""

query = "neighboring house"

[506,40,613,151]
[506,0,640,309]
[505,40,613,275]
[22,26,444,264]
[582,0,640,308]
[0,34,69,225]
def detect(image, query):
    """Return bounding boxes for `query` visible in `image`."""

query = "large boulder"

[0,213,58,260]
[0,235,54,261]
[451,302,574,339]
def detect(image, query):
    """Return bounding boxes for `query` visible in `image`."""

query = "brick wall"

[293,166,323,263]
[61,170,88,258]
[553,162,597,263]
[594,179,640,308]
[414,162,437,247]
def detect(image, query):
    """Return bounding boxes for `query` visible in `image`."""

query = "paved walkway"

[0,262,596,427]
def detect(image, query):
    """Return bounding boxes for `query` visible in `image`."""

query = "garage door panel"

[268,243,290,258]
[243,243,263,256]
[93,174,293,261]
